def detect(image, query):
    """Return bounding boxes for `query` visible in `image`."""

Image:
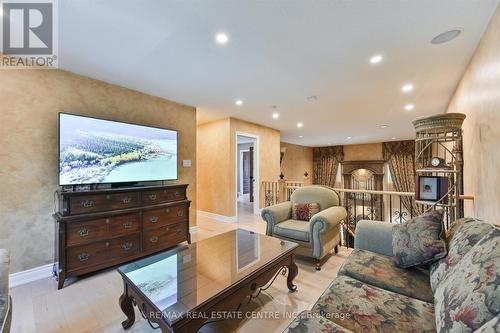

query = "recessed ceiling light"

[299,135,303,138]
[347,136,352,140]
[370,54,383,64]
[401,84,414,92]
[431,28,463,44]
[391,137,397,140]
[235,100,243,106]
[297,122,303,128]
[272,112,279,119]
[404,104,415,111]
[215,33,229,44]
[379,124,389,129]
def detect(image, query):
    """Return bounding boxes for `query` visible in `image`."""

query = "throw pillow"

[393,209,447,268]
[292,203,320,221]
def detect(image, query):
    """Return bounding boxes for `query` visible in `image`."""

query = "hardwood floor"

[10,211,350,333]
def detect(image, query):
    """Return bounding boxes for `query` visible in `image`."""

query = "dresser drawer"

[109,213,141,236]
[108,233,140,260]
[69,192,140,215]
[142,187,186,205]
[67,240,109,272]
[143,204,187,230]
[66,213,140,246]
[143,223,187,252]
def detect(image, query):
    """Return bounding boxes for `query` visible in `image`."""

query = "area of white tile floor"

[9,206,350,333]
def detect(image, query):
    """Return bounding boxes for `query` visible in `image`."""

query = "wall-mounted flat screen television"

[59,113,178,186]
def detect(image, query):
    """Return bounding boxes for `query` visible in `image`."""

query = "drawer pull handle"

[150,236,159,243]
[105,218,110,224]
[78,228,89,237]
[105,241,110,247]
[177,210,184,217]
[175,191,180,197]
[121,197,132,204]
[165,208,170,213]
[121,242,133,251]
[148,194,157,200]
[82,200,94,208]
[165,226,170,232]
[78,253,90,262]
[123,221,133,229]
[150,216,158,223]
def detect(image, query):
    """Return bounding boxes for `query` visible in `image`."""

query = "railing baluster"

[399,195,403,224]
[389,195,393,224]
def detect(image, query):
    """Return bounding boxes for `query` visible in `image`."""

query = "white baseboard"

[189,226,199,233]
[9,263,54,288]
[197,210,237,223]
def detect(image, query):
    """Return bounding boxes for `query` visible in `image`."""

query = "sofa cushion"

[312,276,436,333]
[339,249,433,302]
[430,218,494,292]
[274,220,310,242]
[282,311,353,333]
[292,203,320,221]
[392,210,447,268]
[434,228,500,333]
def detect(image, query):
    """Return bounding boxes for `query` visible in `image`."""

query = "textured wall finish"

[446,4,500,222]
[343,143,383,161]
[196,119,232,216]
[280,142,313,182]
[0,70,197,273]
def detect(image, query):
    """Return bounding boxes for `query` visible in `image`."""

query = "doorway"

[236,133,259,217]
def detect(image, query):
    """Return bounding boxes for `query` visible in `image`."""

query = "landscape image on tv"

[59,113,177,185]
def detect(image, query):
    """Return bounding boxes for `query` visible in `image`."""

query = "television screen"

[59,113,178,186]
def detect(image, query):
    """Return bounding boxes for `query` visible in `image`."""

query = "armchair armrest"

[354,220,393,256]
[310,206,346,259]
[310,206,347,234]
[261,201,292,235]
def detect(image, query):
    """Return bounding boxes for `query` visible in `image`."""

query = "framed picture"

[416,176,448,202]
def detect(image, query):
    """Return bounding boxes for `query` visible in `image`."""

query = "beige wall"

[0,70,197,273]
[197,118,280,217]
[196,119,232,216]
[446,4,500,222]
[343,143,383,161]
[280,142,313,182]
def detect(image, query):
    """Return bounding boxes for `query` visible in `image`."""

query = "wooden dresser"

[53,184,190,289]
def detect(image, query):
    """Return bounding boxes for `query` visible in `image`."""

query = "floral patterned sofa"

[283,217,499,333]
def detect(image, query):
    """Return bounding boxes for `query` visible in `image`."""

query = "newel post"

[278,179,286,203]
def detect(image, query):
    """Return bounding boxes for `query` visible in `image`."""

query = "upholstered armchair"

[261,186,347,270]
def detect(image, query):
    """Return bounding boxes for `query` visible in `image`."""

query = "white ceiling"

[59,0,499,146]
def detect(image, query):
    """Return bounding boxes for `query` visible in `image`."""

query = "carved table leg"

[287,255,298,292]
[120,284,136,329]
[57,271,65,290]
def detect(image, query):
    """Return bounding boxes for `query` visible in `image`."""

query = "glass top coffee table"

[118,229,299,333]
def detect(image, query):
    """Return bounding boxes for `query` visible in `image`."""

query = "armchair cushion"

[274,219,310,242]
[292,202,320,221]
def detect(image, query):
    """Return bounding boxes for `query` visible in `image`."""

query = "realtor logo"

[1,0,58,68]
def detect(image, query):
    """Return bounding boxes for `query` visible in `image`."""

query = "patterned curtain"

[383,140,423,216]
[313,146,344,187]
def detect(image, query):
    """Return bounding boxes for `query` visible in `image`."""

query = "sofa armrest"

[354,220,393,256]
[261,201,292,235]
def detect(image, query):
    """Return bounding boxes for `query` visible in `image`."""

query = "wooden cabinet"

[54,184,190,289]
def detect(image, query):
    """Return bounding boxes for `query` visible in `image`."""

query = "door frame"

[235,132,259,215]
[238,149,249,199]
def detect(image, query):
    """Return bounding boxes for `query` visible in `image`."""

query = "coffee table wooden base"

[119,251,298,333]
